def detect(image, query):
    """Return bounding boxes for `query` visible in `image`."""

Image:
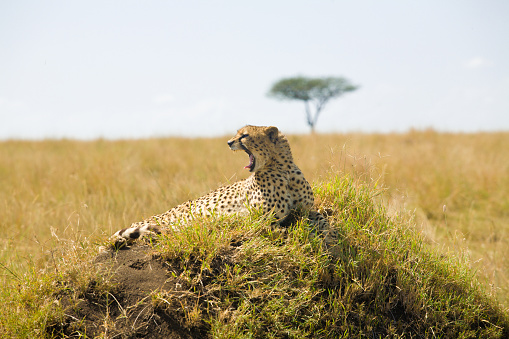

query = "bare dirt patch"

[49,245,214,338]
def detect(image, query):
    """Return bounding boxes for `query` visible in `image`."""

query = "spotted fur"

[111,125,335,251]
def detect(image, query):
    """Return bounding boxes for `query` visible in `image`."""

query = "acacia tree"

[268,76,358,133]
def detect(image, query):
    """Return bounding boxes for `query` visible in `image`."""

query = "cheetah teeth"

[244,154,255,170]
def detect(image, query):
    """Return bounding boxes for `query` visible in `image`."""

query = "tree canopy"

[268,76,358,132]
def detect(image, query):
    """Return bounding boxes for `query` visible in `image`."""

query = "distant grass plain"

[1,130,508,308]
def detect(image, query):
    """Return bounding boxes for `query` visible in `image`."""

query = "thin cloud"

[463,57,493,69]
[153,94,175,104]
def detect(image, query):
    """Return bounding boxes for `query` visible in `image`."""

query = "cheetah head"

[227,125,279,172]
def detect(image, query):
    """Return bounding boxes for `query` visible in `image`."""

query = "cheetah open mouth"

[241,146,255,171]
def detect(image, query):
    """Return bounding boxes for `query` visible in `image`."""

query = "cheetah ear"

[266,126,279,144]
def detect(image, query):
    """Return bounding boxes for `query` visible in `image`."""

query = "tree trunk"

[304,100,315,133]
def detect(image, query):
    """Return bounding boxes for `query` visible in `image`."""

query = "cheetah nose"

[227,140,234,147]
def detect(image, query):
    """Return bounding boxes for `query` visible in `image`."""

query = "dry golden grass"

[1,130,508,307]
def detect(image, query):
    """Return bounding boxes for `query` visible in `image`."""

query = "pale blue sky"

[1,0,508,139]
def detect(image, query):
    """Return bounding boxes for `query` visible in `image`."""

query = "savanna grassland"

[1,130,508,337]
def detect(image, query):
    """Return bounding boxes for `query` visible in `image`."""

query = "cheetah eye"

[240,134,249,140]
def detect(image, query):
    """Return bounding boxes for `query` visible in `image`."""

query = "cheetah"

[112,125,335,252]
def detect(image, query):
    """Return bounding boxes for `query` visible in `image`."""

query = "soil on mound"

[48,245,216,339]
[44,231,509,338]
